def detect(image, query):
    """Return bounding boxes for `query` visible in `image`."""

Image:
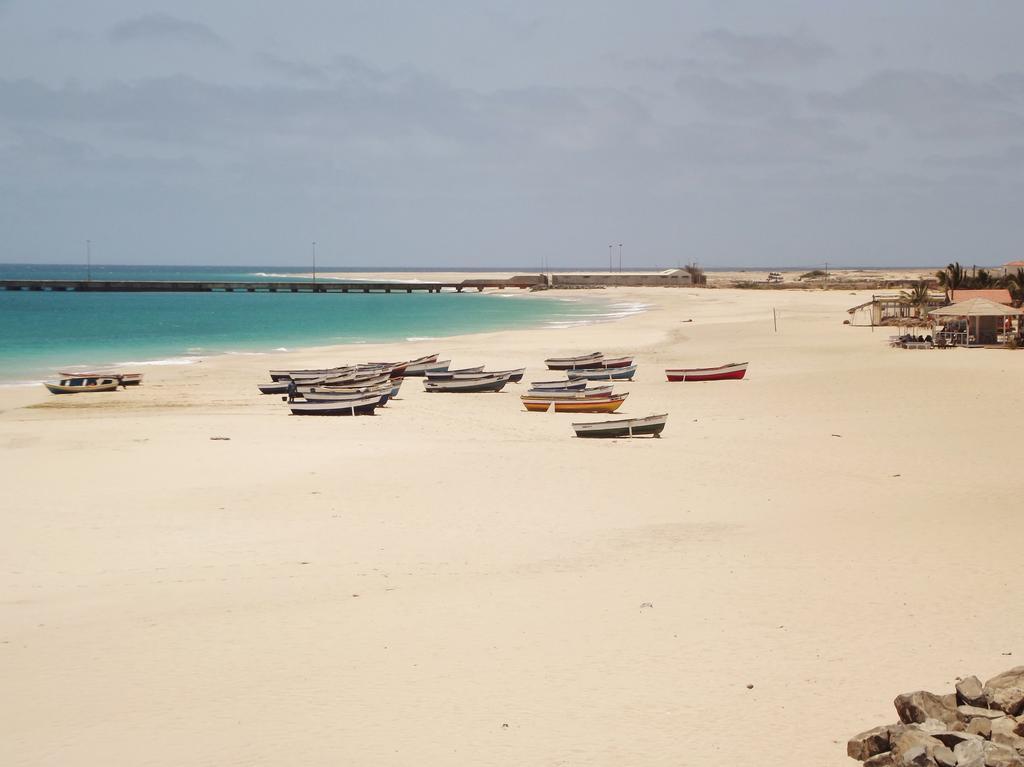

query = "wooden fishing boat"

[288,395,380,416]
[594,356,634,369]
[299,390,391,407]
[665,362,748,382]
[44,376,121,394]
[423,376,508,393]
[269,365,355,382]
[404,359,451,376]
[524,385,613,399]
[544,352,604,370]
[258,380,291,394]
[566,365,636,381]
[365,354,438,378]
[60,371,143,386]
[476,368,525,383]
[572,413,668,439]
[529,379,586,391]
[438,368,526,383]
[522,394,627,413]
[423,366,486,380]
[295,375,391,394]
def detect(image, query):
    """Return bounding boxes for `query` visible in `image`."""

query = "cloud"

[699,29,834,73]
[810,69,1024,139]
[108,13,225,47]
[256,53,329,83]
[676,75,795,119]
[668,116,863,167]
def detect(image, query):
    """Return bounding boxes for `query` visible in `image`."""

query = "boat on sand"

[572,413,668,438]
[522,394,627,413]
[44,376,122,394]
[665,362,748,382]
[566,365,636,381]
[424,376,508,393]
[288,395,380,415]
[544,352,603,370]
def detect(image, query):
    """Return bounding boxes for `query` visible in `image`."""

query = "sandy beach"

[2,282,1022,766]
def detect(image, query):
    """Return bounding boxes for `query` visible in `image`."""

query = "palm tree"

[900,280,933,317]
[683,263,706,286]
[1006,268,1024,306]
[973,268,996,289]
[935,262,966,298]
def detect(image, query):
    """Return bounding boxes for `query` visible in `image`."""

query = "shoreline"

[0,286,634,386]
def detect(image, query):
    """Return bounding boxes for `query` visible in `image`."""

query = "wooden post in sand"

[773,307,778,333]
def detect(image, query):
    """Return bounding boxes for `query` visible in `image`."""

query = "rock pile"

[848,667,1024,766]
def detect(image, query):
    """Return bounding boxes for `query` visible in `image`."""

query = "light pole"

[618,243,623,272]
[86,239,91,281]
[312,241,317,287]
[608,243,613,272]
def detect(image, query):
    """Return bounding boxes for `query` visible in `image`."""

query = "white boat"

[404,359,451,376]
[288,395,381,416]
[423,376,508,393]
[572,413,668,439]
[44,376,121,394]
[59,371,143,386]
[524,385,613,399]
[529,379,586,391]
[544,352,604,370]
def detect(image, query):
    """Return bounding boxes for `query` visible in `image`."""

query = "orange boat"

[522,394,627,413]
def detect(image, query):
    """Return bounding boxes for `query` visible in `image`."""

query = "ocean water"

[0,264,644,382]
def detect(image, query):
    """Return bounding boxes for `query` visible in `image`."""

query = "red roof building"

[950,289,1013,306]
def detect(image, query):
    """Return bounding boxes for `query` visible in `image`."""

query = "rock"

[990,717,1024,754]
[981,741,1024,767]
[954,739,986,767]
[932,745,956,767]
[968,718,994,738]
[865,753,896,767]
[985,668,1024,717]
[920,719,947,735]
[896,746,934,766]
[932,730,983,749]
[850,724,897,761]
[960,705,1009,721]
[895,692,960,727]
[959,676,989,707]
[892,729,946,765]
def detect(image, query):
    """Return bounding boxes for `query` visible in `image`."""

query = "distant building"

[949,289,1013,306]
[847,291,945,326]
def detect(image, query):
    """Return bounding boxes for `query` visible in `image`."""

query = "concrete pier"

[0,278,542,294]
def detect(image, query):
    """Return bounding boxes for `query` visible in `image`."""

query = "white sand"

[2,283,1022,765]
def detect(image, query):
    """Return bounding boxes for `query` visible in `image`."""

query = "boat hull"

[45,380,121,394]
[572,414,668,438]
[44,376,121,394]
[424,376,508,393]
[522,395,627,413]
[544,353,604,370]
[288,397,379,415]
[566,365,636,381]
[404,360,451,376]
[665,363,748,382]
[529,380,586,391]
[423,366,486,380]
[524,385,614,399]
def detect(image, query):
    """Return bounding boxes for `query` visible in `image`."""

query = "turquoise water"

[0,265,628,382]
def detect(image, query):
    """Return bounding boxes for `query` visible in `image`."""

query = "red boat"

[665,362,748,382]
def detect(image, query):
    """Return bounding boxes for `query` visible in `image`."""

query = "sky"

[2,1,1024,268]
